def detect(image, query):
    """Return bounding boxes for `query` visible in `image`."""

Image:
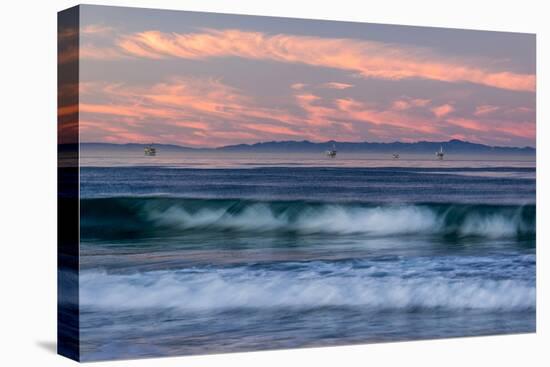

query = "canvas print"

[58,5,536,362]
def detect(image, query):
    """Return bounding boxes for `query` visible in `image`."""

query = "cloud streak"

[432,104,455,118]
[78,78,335,146]
[76,22,535,148]
[106,29,535,92]
[78,76,535,148]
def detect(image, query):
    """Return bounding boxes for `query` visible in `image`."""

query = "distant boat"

[144,144,156,156]
[392,153,400,159]
[326,144,337,158]
[435,146,444,160]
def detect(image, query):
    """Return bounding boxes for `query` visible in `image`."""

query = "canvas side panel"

[57,5,80,362]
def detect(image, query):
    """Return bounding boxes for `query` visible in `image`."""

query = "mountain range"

[80,139,535,154]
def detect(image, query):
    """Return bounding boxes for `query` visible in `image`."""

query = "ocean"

[78,152,536,361]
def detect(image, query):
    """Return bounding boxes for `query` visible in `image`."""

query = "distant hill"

[79,140,535,155]
[217,139,535,154]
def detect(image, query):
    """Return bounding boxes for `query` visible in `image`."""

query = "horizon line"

[77,138,536,150]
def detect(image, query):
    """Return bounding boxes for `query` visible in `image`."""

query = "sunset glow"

[77,6,536,148]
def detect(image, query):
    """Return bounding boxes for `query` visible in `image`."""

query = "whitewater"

[77,163,536,361]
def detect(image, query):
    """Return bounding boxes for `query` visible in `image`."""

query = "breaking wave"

[80,197,535,239]
[80,256,535,312]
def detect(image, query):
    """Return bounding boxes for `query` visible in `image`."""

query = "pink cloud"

[323,82,354,90]
[79,78,331,146]
[474,105,500,116]
[392,100,411,111]
[495,123,535,140]
[109,29,535,92]
[290,83,306,90]
[80,44,126,60]
[80,120,156,143]
[78,75,534,147]
[297,95,440,136]
[446,118,488,132]
[242,123,303,137]
[412,99,431,107]
[446,117,535,140]
[431,104,455,118]
[391,98,431,111]
[172,121,209,130]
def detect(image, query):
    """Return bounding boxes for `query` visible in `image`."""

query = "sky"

[69,5,536,148]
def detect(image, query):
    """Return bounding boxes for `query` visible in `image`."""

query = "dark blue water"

[80,166,535,204]
[79,165,535,361]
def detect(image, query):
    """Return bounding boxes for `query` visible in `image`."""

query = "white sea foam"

[294,205,440,235]
[148,204,440,235]
[145,203,532,238]
[80,261,535,312]
[460,214,523,238]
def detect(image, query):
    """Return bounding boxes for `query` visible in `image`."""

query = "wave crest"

[149,204,441,235]
[80,198,535,239]
[80,260,535,312]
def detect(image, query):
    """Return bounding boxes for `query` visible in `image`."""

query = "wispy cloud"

[431,104,455,118]
[474,105,500,116]
[290,83,306,90]
[78,76,535,147]
[80,44,126,60]
[75,23,535,147]
[323,82,354,90]
[78,78,332,146]
[392,98,431,111]
[104,29,535,92]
